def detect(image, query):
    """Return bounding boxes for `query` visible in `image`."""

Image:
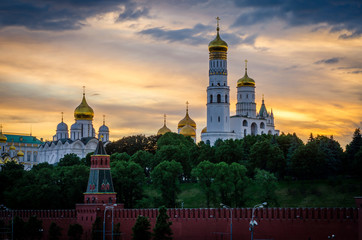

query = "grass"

[139,178,362,208]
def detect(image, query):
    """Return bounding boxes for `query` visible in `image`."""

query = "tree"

[153,206,172,240]
[315,135,343,176]
[213,162,233,206]
[151,161,183,207]
[68,224,83,240]
[49,222,62,240]
[253,169,278,206]
[130,150,154,177]
[157,132,194,149]
[154,145,191,180]
[26,215,43,240]
[132,216,152,240]
[106,135,160,155]
[191,161,216,208]
[214,139,244,164]
[290,141,326,179]
[58,153,82,166]
[111,152,130,162]
[229,163,249,207]
[111,161,145,208]
[345,128,362,174]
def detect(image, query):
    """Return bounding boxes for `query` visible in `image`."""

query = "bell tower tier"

[236,60,257,117]
[84,140,116,204]
[201,17,236,145]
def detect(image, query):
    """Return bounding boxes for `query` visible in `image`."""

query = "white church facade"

[201,19,279,145]
[38,90,110,164]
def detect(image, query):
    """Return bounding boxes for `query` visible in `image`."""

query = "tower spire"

[103,115,105,125]
[163,114,167,126]
[61,112,64,122]
[83,86,85,96]
[262,94,265,104]
[245,59,248,74]
[216,16,220,32]
[186,101,189,114]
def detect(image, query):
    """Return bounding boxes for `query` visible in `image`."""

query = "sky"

[0,0,361,147]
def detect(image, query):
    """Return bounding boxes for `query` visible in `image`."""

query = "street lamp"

[249,202,267,240]
[220,203,232,240]
[103,204,117,240]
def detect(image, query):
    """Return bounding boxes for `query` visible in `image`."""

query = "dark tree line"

[0,129,360,210]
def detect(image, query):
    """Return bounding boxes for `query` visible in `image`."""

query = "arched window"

[218,116,220,122]
[217,94,221,103]
[210,95,213,103]
[217,82,220,86]
[260,122,265,129]
[244,129,247,137]
[225,95,228,103]
[243,120,248,126]
[251,122,257,136]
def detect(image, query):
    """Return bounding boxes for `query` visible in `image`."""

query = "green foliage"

[249,139,285,178]
[49,222,62,240]
[111,152,130,162]
[191,161,216,208]
[229,163,249,207]
[58,153,82,166]
[345,128,362,175]
[157,132,194,149]
[253,169,278,206]
[151,161,183,207]
[106,134,160,155]
[213,162,233,206]
[290,141,326,179]
[132,216,151,240]
[153,206,172,240]
[68,224,83,240]
[214,139,244,164]
[111,161,145,208]
[130,150,154,177]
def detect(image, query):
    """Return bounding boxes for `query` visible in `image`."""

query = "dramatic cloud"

[0,0,148,31]
[232,0,362,39]
[315,57,341,64]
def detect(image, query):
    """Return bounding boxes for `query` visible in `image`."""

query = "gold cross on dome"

[216,17,220,30]
[83,86,85,95]
[103,115,106,125]
[245,59,248,69]
[164,114,166,125]
[61,112,64,122]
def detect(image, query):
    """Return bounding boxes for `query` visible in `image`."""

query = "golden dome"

[0,126,7,143]
[237,60,255,87]
[157,114,171,135]
[180,124,196,137]
[208,17,228,52]
[74,92,94,121]
[178,102,196,129]
[201,127,207,134]
[17,150,24,157]
[9,145,16,151]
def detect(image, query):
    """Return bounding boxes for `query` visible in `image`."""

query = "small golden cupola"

[74,87,94,121]
[157,114,172,135]
[17,150,24,157]
[237,60,255,87]
[201,127,207,134]
[0,124,7,143]
[208,17,228,61]
[180,124,196,137]
[178,101,196,130]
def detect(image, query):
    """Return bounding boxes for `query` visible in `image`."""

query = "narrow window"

[217,94,221,103]
[218,116,220,122]
[225,95,228,103]
[210,95,213,103]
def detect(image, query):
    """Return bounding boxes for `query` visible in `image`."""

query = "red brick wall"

[0,206,358,240]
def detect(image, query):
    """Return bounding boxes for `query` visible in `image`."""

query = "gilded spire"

[163,114,167,126]
[245,59,248,74]
[0,124,7,143]
[262,94,265,103]
[216,16,220,32]
[157,114,171,135]
[186,101,189,114]
[83,86,86,96]
[74,87,94,120]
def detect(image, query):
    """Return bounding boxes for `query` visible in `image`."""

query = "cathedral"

[157,19,279,145]
[38,89,110,164]
[201,19,279,145]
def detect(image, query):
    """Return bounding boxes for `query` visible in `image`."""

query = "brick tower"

[84,140,116,204]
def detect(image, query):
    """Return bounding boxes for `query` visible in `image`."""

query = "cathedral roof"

[180,124,196,137]
[94,140,107,155]
[157,114,171,135]
[57,122,68,132]
[258,96,269,118]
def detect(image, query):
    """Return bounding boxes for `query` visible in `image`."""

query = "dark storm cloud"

[314,57,341,64]
[232,0,362,39]
[139,24,256,47]
[0,0,147,31]
[139,24,211,44]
